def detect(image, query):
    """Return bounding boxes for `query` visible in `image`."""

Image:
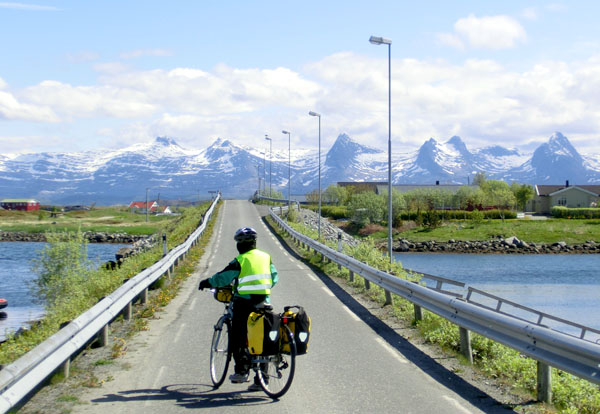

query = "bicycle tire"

[210,316,231,388]
[257,325,296,399]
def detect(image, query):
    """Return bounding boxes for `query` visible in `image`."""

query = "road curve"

[71,200,513,414]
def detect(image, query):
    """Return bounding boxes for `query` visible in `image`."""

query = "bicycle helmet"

[234,227,258,243]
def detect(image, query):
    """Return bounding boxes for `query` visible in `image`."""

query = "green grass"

[396,218,600,244]
[0,201,215,366]
[269,214,600,414]
[0,206,178,235]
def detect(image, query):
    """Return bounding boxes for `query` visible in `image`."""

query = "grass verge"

[267,215,600,414]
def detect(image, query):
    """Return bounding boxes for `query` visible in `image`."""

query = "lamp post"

[256,164,261,197]
[308,111,322,240]
[369,35,393,264]
[282,130,291,212]
[265,135,272,197]
[263,149,267,195]
[370,35,393,306]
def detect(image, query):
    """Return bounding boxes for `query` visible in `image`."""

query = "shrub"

[552,206,600,219]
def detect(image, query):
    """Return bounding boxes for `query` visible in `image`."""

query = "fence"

[0,194,220,413]
[269,207,600,403]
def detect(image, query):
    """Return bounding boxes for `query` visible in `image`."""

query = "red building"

[1,199,40,211]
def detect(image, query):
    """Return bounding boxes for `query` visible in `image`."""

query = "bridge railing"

[269,207,600,403]
[0,194,220,414]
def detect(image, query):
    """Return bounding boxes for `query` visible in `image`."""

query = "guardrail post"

[459,327,473,364]
[61,357,71,379]
[414,304,423,322]
[537,361,552,403]
[162,233,167,257]
[349,270,354,282]
[364,279,371,290]
[97,324,109,347]
[140,287,148,304]
[123,302,133,320]
[337,233,342,270]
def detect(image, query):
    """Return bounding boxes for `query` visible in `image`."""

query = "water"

[393,253,600,334]
[0,242,129,341]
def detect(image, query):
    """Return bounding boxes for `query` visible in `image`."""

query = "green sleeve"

[270,263,278,287]
[208,258,240,287]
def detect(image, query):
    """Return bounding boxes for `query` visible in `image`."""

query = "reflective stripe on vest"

[236,249,272,295]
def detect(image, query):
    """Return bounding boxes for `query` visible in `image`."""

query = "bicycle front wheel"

[257,325,296,399]
[210,316,231,388]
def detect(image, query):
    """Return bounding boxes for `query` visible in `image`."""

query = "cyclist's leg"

[231,298,255,375]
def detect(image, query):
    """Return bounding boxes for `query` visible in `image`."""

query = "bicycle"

[209,286,297,399]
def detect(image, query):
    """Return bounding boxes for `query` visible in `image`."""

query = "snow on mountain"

[0,132,598,204]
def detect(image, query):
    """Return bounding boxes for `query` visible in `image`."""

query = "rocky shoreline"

[295,209,599,254]
[0,231,146,244]
[394,237,600,254]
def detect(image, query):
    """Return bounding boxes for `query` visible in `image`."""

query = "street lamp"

[256,164,261,197]
[265,135,272,197]
[282,130,291,212]
[308,111,322,240]
[370,35,393,304]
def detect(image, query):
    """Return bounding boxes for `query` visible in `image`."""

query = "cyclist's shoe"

[247,382,262,392]
[229,372,249,383]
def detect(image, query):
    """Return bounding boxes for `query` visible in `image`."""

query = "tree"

[379,189,407,227]
[485,180,516,222]
[473,172,488,191]
[30,230,94,311]
[348,191,385,226]
[510,183,535,212]
[305,189,319,204]
[322,184,348,205]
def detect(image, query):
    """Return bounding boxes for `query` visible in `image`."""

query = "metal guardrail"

[0,194,220,413]
[269,209,600,393]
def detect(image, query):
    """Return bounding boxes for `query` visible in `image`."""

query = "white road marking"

[174,323,186,343]
[188,297,197,311]
[321,286,334,297]
[296,264,304,269]
[375,337,408,364]
[342,305,361,322]
[308,274,317,282]
[282,251,289,257]
[441,396,472,414]
[342,306,360,322]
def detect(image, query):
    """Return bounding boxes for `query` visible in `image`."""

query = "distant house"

[128,200,159,214]
[156,206,173,215]
[338,181,464,196]
[529,182,600,214]
[0,199,40,211]
[128,200,172,215]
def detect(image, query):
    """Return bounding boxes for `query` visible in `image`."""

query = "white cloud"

[4,52,600,154]
[0,89,59,122]
[0,2,58,10]
[439,14,527,50]
[520,7,538,20]
[66,51,100,64]
[120,49,173,59]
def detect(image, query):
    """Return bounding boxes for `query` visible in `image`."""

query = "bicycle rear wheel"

[257,325,296,399]
[210,317,231,388]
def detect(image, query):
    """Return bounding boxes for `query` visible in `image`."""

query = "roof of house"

[1,199,39,203]
[536,185,600,196]
[128,201,158,209]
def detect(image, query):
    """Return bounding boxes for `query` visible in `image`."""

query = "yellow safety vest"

[236,249,273,295]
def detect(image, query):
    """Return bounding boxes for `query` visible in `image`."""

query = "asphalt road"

[72,200,513,414]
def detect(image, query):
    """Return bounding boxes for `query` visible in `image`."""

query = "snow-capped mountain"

[0,132,599,204]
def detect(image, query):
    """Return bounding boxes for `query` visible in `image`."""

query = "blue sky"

[1,1,600,155]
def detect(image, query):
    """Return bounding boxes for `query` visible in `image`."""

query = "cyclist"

[198,226,278,390]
